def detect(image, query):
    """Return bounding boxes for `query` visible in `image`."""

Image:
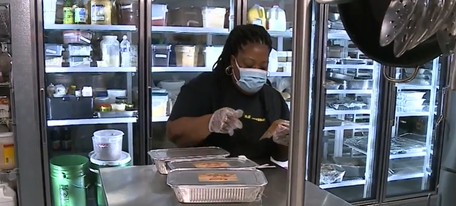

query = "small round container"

[92,130,124,161]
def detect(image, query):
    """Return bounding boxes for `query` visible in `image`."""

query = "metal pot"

[337,1,441,67]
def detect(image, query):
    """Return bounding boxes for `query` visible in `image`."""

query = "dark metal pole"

[287,0,313,205]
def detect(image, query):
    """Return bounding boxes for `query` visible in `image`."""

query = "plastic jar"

[0,133,15,170]
[100,36,120,67]
[92,130,124,161]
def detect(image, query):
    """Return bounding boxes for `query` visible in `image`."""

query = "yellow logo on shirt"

[244,114,266,122]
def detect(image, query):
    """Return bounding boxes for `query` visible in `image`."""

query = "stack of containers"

[44,44,64,67]
[67,44,92,67]
[148,147,269,204]
[396,91,426,113]
[90,129,131,206]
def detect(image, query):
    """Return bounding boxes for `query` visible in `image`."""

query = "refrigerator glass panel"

[320,4,380,202]
[386,58,440,197]
[41,0,140,205]
[150,0,235,149]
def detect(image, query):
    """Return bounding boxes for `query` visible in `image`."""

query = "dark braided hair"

[212,24,273,80]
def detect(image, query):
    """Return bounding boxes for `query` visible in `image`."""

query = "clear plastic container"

[45,56,63,66]
[175,45,199,67]
[92,129,124,161]
[151,89,168,117]
[148,147,229,174]
[167,156,258,171]
[45,44,64,56]
[152,45,171,66]
[167,168,268,203]
[202,7,226,28]
[67,45,92,56]
[204,46,223,68]
[68,56,91,67]
[100,35,120,67]
[151,4,168,26]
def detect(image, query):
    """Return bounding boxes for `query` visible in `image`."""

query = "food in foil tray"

[344,134,426,154]
[320,163,345,184]
[327,98,367,110]
[167,168,268,203]
[167,156,259,171]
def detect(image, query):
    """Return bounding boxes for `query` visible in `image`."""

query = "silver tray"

[344,134,426,155]
[168,156,258,171]
[167,168,267,203]
[327,72,373,90]
[97,111,136,118]
[148,147,230,174]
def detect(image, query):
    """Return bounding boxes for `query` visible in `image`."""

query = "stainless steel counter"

[99,166,353,206]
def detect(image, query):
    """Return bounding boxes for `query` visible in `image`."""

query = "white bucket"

[43,0,57,25]
[92,130,124,161]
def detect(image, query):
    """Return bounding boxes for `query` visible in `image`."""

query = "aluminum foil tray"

[167,168,267,203]
[168,156,258,171]
[344,134,426,155]
[148,147,230,174]
[320,163,345,185]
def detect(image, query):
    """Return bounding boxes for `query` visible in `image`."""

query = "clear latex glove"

[260,120,290,146]
[208,107,244,136]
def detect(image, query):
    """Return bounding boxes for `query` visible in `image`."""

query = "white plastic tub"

[204,46,223,68]
[202,7,226,28]
[92,129,124,161]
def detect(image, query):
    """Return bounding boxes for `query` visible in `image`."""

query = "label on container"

[193,161,230,168]
[3,144,14,165]
[63,7,74,24]
[91,4,106,21]
[59,185,70,205]
[252,18,263,26]
[198,173,238,182]
[74,8,87,23]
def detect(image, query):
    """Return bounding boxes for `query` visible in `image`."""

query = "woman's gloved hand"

[260,119,290,146]
[208,107,244,136]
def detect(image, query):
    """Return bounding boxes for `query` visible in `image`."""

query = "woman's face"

[230,42,270,80]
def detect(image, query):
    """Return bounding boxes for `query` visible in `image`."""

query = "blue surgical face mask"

[233,59,268,93]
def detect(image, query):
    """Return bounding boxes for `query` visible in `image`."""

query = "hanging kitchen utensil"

[436,11,456,55]
[392,0,426,57]
[379,0,417,47]
[407,0,441,49]
[383,65,420,83]
[337,0,442,67]
[425,0,456,39]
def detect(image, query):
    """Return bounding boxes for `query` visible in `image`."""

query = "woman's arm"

[271,96,291,161]
[166,75,213,147]
[167,115,212,147]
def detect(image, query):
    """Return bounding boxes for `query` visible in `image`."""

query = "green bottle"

[63,0,74,24]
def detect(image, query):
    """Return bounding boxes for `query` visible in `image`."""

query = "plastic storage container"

[167,156,258,171]
[67,45,92,56]
[43,0,57,25]
[175,45,199,67]
[152,45,171,66]
[267,4,287,31]
[151,4,168,26]
[68,56,91,67]
[268,48,278,72]
[100,36,120,67]
[148,147,230,174]
[45,44,64,56]
[91,0,113,25]
[92,129,124,161]
[204,46,223,68]
[167,168,268,203]
[0,183,16,206]
[0,133,14,170]
[117,1,139,25]
[202,7,226,28]
[62,31,92,44]
[151,89,168,117]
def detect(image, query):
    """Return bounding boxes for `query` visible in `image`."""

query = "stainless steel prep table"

[100,166,353,206]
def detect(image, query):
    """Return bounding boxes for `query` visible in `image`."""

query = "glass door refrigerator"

[148,0,296,160]
[35,0,148,205]
[311,4,445,204]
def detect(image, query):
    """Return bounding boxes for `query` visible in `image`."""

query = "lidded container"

[92,129,124,161]
[151,4,168,26]
[100,35,120,67]
[0,133,15,170]
[151,88,168,117]
[151,45,172,66]
[175,45,199,67]
[202,7,226,28]
[117,0,139,25]
[204,46,223,68]
[167,156,258,171]
[148,146,229,174]
[91,0,113,25]
[167,168,268,203]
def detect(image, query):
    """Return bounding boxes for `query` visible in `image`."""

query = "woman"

[166,24,290,163]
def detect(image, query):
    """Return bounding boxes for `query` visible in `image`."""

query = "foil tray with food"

[327,98,367,110]
[148,147,230,174]
[332,156,366,177]
[167,168,268,203]
[167,156,259,171]
[327,72,373,90]
[96,111,137,118]
[320,163,346,185]
[344,135,426,155]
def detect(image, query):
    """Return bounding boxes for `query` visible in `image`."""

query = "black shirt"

[168,72,290,163]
